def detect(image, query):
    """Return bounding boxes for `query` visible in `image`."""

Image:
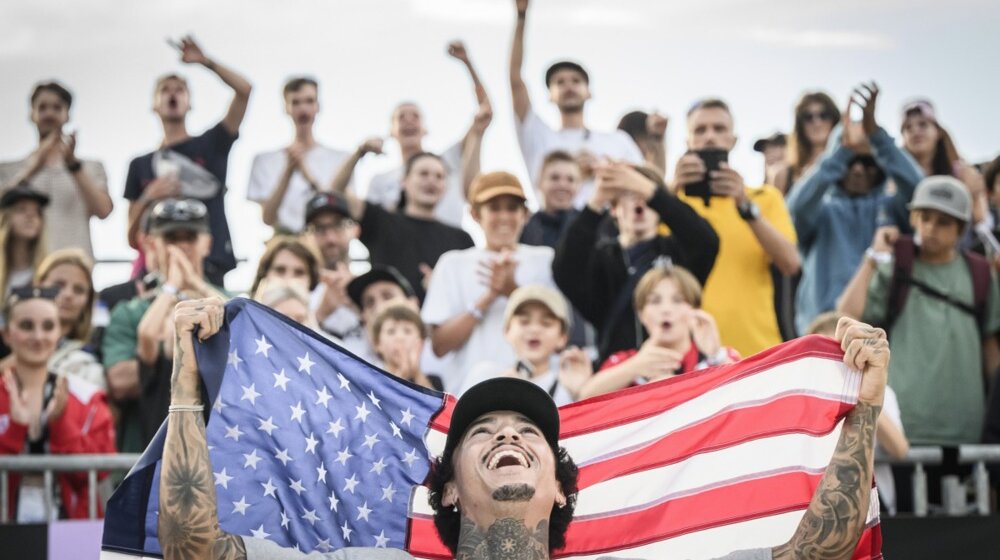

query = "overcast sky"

[3,0,998,289]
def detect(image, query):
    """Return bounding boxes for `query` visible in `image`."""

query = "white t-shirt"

[875,386,905,515]
[421,244,556,393]
[367,140,466,229]
[247,144,352,233]
[514,108,643,208]
[461,360,576,404]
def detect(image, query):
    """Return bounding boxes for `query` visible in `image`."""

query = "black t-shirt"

[520,209,578,249]
[360,204,474,301]
[124,122,238,272]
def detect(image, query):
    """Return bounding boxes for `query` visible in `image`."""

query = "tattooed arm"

[158,298,246,560]
[772,318,889,560]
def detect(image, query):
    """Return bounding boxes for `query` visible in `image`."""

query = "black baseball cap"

[753,132,787,153]
[0,184,50,210]
[545,61,590,88]
[148,198,210,235]
[2,285,59,320]
[346,265,416,309]
[305,192,352,225]
[442,377,561,460]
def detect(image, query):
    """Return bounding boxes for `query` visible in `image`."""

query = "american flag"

[102,298,881,559]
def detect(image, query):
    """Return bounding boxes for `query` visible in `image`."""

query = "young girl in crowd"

[0,286,115,520]
[0,185,49,297]
[458,285,591,405]
[254,279,320,332]
[578,264,738,399]
[249,235,322,298]
[776,91,840,196]
[370,304,443,391]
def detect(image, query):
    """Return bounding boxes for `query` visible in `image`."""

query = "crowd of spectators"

[2,0,1000,522]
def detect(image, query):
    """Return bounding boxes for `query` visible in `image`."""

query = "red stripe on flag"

[575,394,851,490]
[558,335,845,438]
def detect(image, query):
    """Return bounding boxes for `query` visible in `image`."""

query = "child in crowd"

[458,285,591,405]
[1,185,49,298]
[370,304,443,391]
[249,235,322,299]
[578,263,738,399]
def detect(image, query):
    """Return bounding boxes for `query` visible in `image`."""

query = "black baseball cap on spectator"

[346,265,416,309]
[148,198,210,236]
[0,184,50,210]
[753,132,787,153]
[545,61,590,88]
[305,192,352,225]
[2,285,59,321]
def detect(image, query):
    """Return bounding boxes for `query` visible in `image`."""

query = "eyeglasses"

[151,199,208,222]
[799,110,835,123]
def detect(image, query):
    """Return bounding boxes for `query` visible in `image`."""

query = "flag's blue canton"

[203,304,442,553]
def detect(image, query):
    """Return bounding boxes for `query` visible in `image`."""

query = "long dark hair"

[787,92,840,180]
[903,108,960,176]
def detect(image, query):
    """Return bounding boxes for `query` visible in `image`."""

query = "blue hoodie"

[787,125,923,334]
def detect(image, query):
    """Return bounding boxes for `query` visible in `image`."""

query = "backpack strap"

[886,236,917,331]
[962,249,992,336]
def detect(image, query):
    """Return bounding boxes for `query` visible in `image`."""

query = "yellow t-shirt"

[676,185,797,357]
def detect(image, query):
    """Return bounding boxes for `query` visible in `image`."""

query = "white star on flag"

[297,352,315,374]
[258,416,277,436]
[315,386,333,407]
[243,449,261,469]
[336,372,350,390]
[335,447,352,466]
[224,424,244,442]
[232,496,250,515]
[356,501,372,522]
[380,483,396,503]
[251,525,270,539]
[328,491,339,512]
[290,401,306,423]
[301,508,320,525]
[354,402,371,423]
[402,449,420,468]
[272,369,290,391]
[227,349,243,368]
[343,473,360,494]
[341,520,352,542]
[400,407,415,426]
[370,457,387,475]
[214,468,233,489]
[274,448,293,466]
[367,390,381,409]
[389,422,402,438]
[316,538,333,552]
[316,462,328,484]
[261,478,277,498]
[289,478,306,495]
[280,511,290,529]
[254,335,273,357]
[362,433,380,451]
[326,418,344,438]
[240,383,260,405]
[304,432,319,454]
[374,530,390,548]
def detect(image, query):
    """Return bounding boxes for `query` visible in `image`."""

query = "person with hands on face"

[247,78,355,234]
[671,98,800,357]
[330,40,492,230]
[458,285,592,404]
[371,304,444,391]
[0,286,116,521]
[578,264,738,399]
[787,82,925,335]
[553,160,719,365]
[156,292,891,559]
[0,82,112,258]
[509,0,643,208]
[102,198,228,451]
[617,110,669,175]
[124,35,252,286]
[423,172,557,393]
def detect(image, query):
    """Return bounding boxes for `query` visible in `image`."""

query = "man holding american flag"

[152,296,888,560]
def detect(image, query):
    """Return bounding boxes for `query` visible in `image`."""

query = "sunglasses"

[152,199,208,222]
[799,110,835,123]
[849,155,879,170]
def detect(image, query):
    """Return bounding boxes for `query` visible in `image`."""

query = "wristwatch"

[865,247,893,266]
[66,159,82,173]
[737,200,760,221]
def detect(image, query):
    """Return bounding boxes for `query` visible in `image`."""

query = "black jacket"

[552,188,719,363]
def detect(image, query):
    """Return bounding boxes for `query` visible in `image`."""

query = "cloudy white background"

[2,0,998,289]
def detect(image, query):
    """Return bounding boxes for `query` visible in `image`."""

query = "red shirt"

[599,342,741,386]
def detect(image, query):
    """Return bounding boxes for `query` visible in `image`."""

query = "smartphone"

[684,148,729,205]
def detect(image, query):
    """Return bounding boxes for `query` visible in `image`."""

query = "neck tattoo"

[455,515,549,560]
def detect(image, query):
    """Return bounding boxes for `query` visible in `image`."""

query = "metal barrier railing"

[0,454,141,523]
[0,447,998,523]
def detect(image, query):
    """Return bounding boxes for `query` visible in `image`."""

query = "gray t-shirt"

[243,536,772,559]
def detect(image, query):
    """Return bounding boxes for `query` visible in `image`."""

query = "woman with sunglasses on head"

[0,185,50,359]
[786,82,925,335]
[774,92,840,196]
[0,286,116,521]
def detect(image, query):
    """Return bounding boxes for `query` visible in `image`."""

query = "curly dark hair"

[426,446,579,555]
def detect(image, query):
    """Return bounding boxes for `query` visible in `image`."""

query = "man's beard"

[492,484,535,502]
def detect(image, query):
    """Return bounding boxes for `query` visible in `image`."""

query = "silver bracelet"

[168,404,204,413]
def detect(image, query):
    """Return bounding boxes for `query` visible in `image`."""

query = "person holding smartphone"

[670,98,800,358]
[0,82,112,259]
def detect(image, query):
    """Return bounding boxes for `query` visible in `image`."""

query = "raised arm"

[772,317,888,560]
[509,0,532,122]
[158,297,246,560]
[171,35,253,136]
[328,137,383,219]
[449,41,493,197]
[836,226,897,319]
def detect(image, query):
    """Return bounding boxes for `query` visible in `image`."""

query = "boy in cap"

[839,175,1000,451]
[160,294,893,559]
[458,285,592,404]
[302,192,362,342]
[422,172,556,393]
[509,0,642,207]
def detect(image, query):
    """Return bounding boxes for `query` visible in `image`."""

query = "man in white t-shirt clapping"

[421,172,556,393]
[329,41,492,230]
[510,0,643,208]
[247,77,353,234]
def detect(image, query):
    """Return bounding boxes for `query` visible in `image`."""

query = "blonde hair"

[0,203,48,297]
[805,311,844,337]
[34,248,95,341]
[633,264,702,312]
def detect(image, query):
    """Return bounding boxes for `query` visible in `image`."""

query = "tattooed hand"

[170,298,225,405]
[834,316,889,407]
